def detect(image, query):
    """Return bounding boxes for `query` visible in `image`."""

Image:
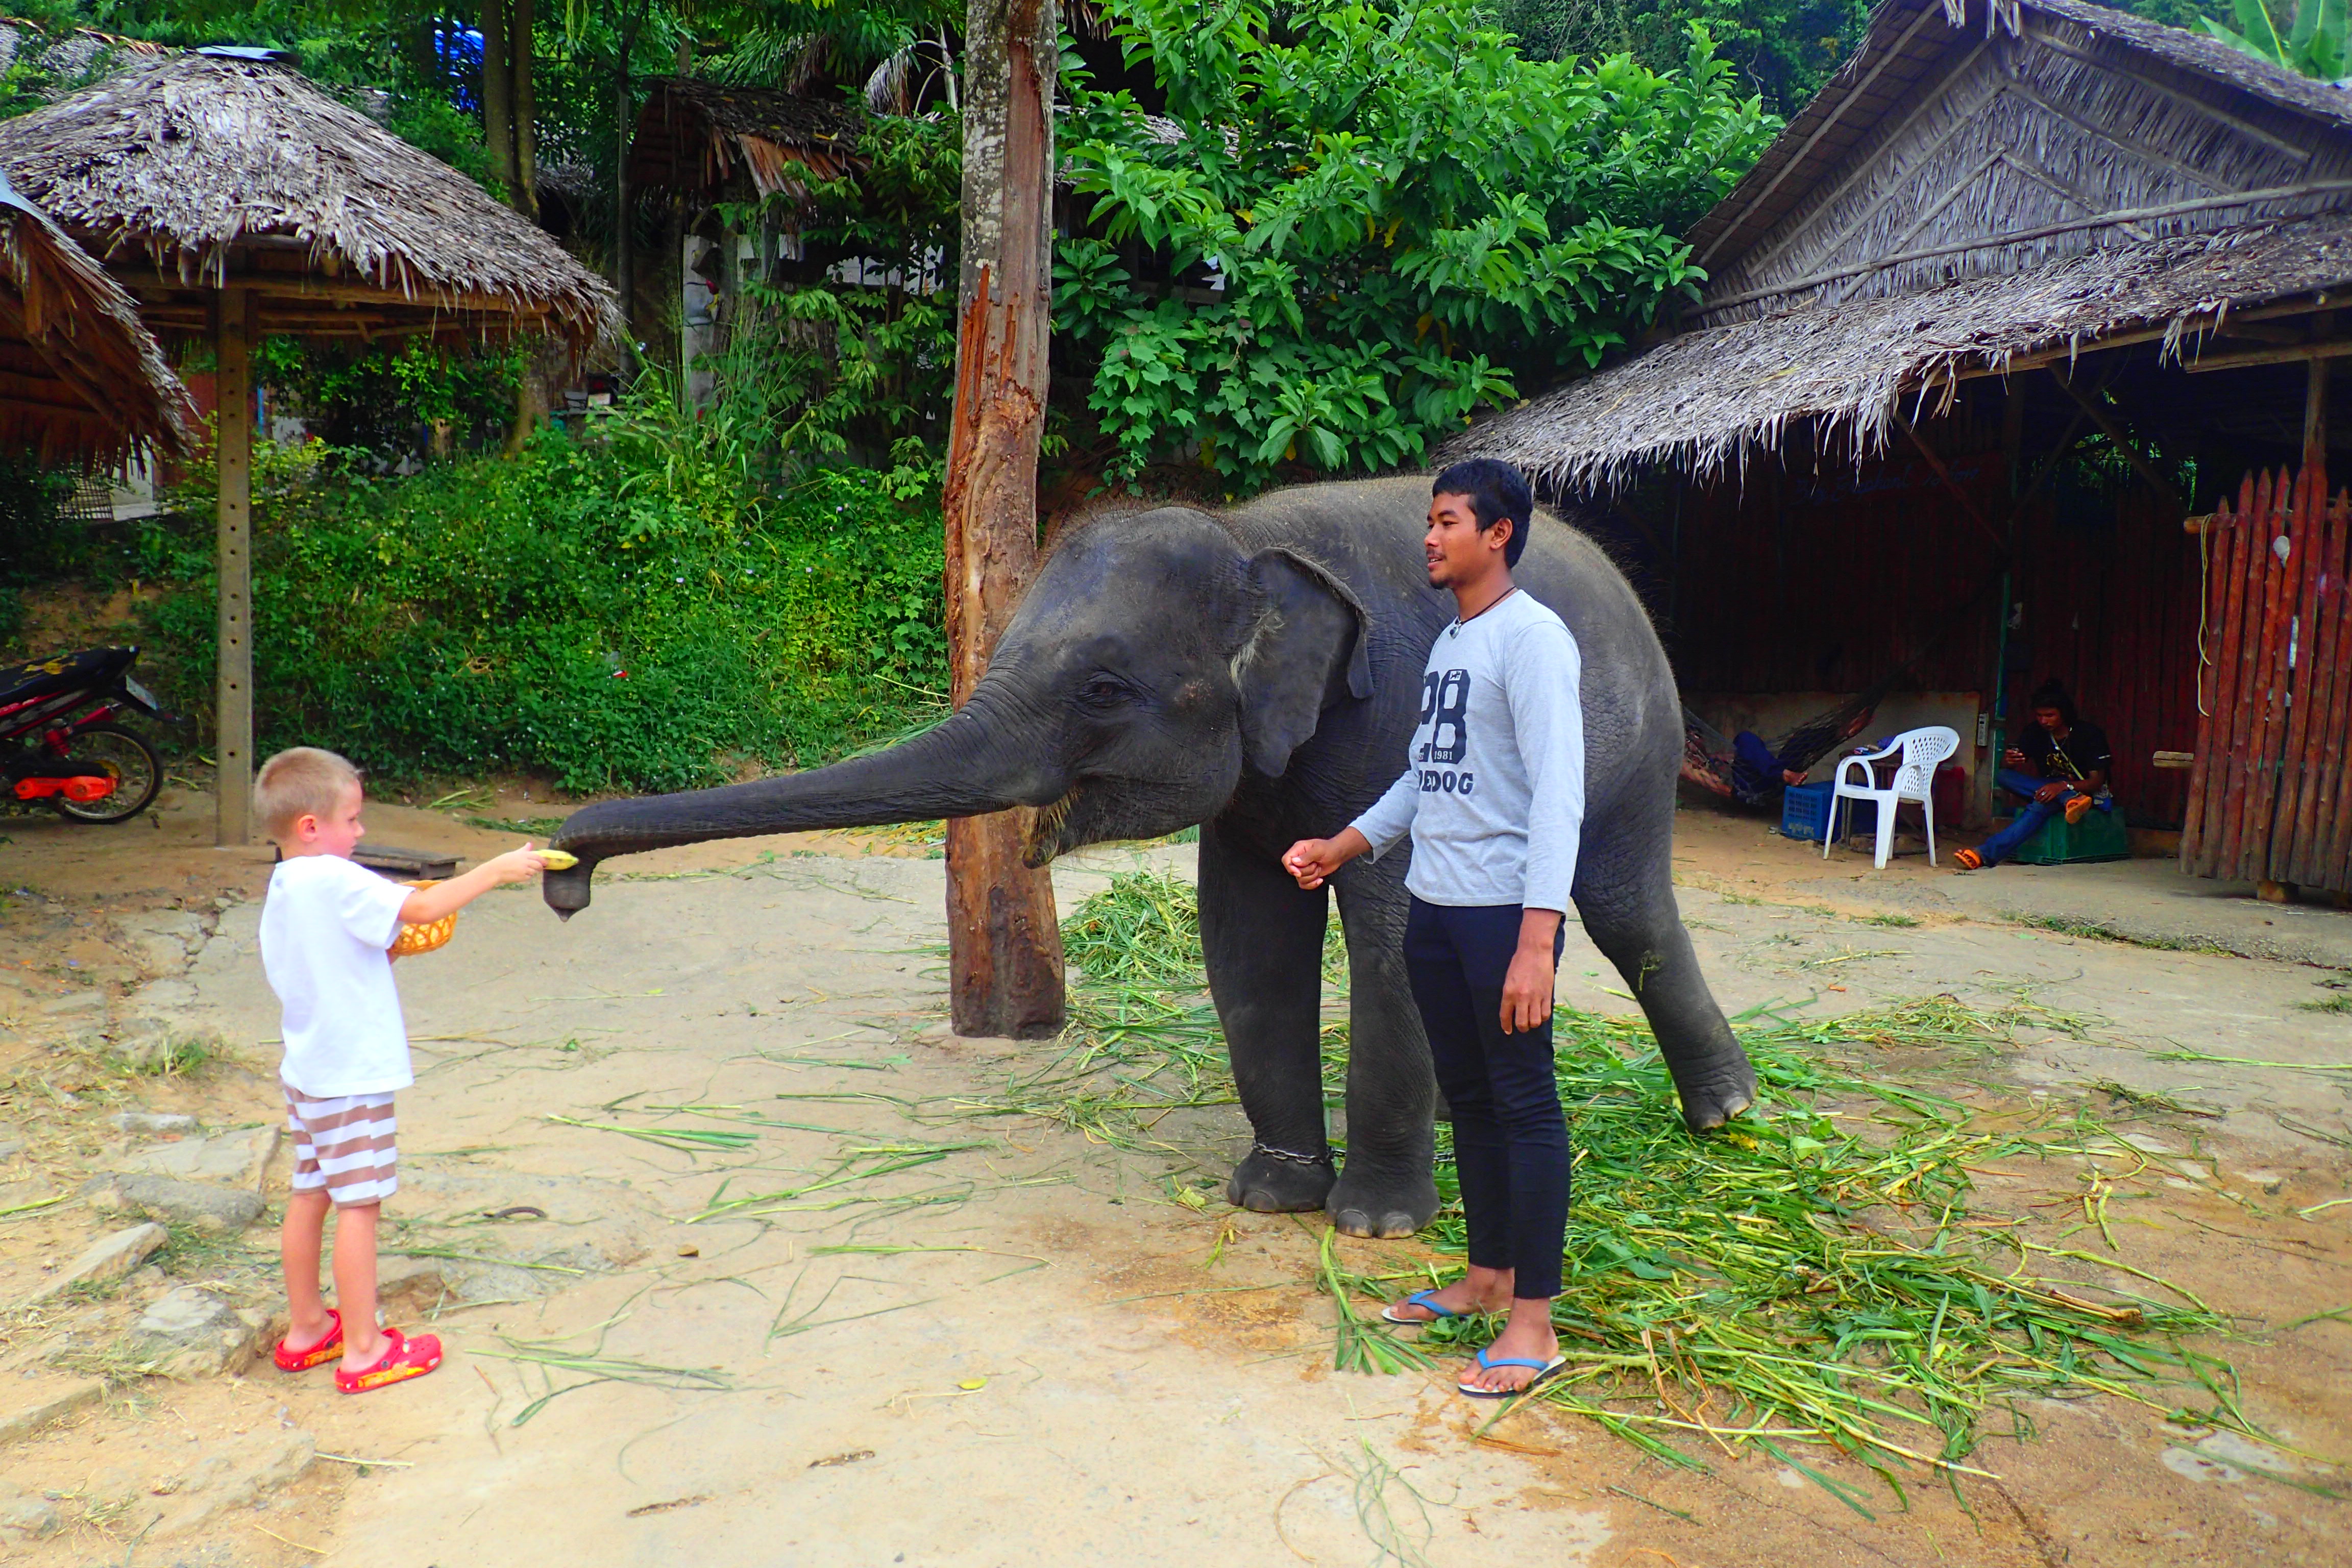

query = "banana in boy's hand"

[538,849,578,870]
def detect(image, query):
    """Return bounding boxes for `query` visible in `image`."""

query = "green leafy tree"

[1491,0,1866,114]
[2199,0,2348,76]
[1055,0,1777,487]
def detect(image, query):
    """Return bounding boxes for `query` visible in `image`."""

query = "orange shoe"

[2065,793,2092,825]
[335,1326,443,1394]
[1952,848,1982,870]
[274,1309,342,1372]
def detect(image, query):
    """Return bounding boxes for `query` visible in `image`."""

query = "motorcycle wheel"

[50,723,162,825]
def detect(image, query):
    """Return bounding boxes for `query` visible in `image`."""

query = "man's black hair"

[1432,458,1534,567]
[2028,678,2078,726]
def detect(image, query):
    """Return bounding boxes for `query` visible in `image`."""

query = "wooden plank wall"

[2183,465,2352,891]
[2015,482,2202,828]
[1668,443,2007,697]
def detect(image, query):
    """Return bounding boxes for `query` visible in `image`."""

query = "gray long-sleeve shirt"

[1350,589,1584,912]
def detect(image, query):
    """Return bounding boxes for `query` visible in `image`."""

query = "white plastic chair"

[1823,726,1959,869]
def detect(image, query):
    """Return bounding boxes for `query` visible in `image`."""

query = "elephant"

[543,475,1757,1237]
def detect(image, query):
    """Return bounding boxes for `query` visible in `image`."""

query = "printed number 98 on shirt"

[1417,670,1475,795]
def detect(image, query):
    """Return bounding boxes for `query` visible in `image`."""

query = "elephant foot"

[1326,1165,1439,1239]
[1226,1144,1336,1214]
[1675,1055,1760,1132]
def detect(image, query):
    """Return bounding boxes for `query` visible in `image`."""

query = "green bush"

[133,425,948,795]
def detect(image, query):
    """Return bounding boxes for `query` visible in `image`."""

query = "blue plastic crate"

[1779,780,1874,843]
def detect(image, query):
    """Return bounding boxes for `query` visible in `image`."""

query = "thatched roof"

[1443,0,2352,489]
[630,78,865,201]
[0,50,617,353]
[0,175,194,465]
[1446,215,2352,490]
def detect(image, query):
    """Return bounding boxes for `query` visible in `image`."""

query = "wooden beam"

[2047,369,2186,513]
[1698,179,2352,316]
[115,268,564,319]
[2307,353,2329,475]
[1893,407,2006,551]
[214,287,254,848]
[2213,320,2309,345]
[2184,337,2352,373]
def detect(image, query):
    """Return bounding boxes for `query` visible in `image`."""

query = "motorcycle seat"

[0,647,135,713]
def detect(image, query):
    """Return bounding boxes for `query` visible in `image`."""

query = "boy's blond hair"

[255,747,362,842]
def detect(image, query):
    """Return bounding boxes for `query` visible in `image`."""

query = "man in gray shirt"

[1283,458,1582,1399]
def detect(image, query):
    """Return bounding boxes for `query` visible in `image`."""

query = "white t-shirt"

[1349,588,1586,911]
[259,853,416,1098]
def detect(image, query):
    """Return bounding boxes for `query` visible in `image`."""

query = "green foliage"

[709,111,963,467]
[132,418,949,794]
[1055,0,1777,486]
[2201,0,2349,76]
[1492,0,1867,114]
[254,336,527,462]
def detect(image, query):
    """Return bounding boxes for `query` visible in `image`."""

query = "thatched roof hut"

[0,46,618,851]
[1444,0,2352,491]
[0,175,193,464]
[0,47,617,352]
[630,78,865,203]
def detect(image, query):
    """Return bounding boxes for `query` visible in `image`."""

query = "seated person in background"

[1953,680,2113,870]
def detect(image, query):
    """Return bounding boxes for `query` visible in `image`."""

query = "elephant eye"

[1076,672,1137,710]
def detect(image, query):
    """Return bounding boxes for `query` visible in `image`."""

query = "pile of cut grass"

[1028,873,2309,1507]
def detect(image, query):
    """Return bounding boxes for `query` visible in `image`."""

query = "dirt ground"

[0,783,2347,1566]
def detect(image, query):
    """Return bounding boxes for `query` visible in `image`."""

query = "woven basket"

[389,880,457,958]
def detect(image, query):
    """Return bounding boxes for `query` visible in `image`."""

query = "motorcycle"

[1,646,173,825]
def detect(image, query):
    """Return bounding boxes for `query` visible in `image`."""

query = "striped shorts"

[283,1087,399,1207]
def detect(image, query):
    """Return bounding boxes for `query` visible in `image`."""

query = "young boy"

[254,747,546,1393]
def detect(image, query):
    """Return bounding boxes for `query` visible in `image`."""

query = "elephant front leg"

[1199,818,1337,1214]
[1327,863,1438,1238]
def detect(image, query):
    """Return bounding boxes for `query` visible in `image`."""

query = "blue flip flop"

[1380,1288,1465,1326]
[1457,1348,1569,1400]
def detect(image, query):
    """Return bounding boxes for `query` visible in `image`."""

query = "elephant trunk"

[543,701,1057,917]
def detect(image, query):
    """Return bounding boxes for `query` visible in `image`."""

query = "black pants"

[1402,896,1569,1300]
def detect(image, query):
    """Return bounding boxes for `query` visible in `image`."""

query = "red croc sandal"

[274,1310,343,1373]
[335,1326,443,1395]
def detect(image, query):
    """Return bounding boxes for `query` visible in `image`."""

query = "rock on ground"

[21,1221,166,1305]
[155,1429,316,1536]
[115,1110,198,1135]
[81,1171,264,1232]
[0,1377,104,1447]
[0,1492,63,1540]
[119,1125,278,1187]
[126,1286,267,1379]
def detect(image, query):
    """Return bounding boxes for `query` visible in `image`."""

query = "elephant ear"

[1235,548,1373,778]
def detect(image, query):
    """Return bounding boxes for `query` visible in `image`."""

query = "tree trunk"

[940,0,1064,1039]
[481,0,515,195]
[613,49,634,371]
[212,288,255,846]
[512,0,538,218]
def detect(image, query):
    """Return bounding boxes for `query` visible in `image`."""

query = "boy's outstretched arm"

[397,845,547,928]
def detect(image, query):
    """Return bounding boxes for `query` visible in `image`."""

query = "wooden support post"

[213,287,254,847]
[939,0,1065,1039]
[2306,353,2330,480]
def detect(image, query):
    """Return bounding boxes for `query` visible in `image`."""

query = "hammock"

[1682,663,1918,805]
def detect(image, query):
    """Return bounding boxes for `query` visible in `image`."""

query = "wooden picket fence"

[2182,462,2352,892]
